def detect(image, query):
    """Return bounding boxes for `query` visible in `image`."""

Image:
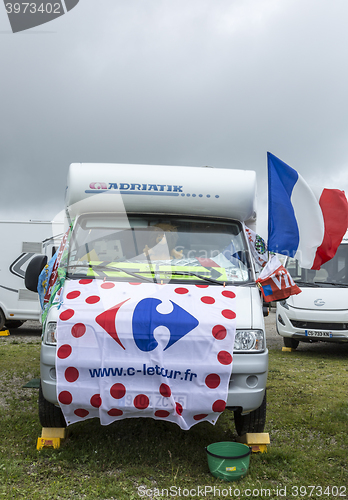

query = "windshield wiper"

[170,270,225,285]
[320,281,348,287]
[295,279,348,287]
[294,280,321,287]
[66,264,155,283]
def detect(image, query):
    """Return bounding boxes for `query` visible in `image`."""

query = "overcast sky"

[1,0,348,239]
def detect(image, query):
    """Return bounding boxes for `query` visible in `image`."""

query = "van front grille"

[290,320,348,331]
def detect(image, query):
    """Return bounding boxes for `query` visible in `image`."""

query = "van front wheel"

[283,337,299,349]
[39,382,66,428]
[0,309,5,330]
[233,391,266,436]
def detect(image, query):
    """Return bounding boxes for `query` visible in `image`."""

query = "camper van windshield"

[66,214,252,285]
[286,243,348,287]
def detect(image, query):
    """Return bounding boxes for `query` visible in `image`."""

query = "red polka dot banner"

[56,280,236,430]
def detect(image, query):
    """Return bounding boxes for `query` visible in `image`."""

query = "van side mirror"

[25,255,48,293]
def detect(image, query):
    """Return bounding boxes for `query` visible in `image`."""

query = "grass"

[0,338,347,499]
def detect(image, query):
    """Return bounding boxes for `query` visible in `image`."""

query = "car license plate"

[305,330,332,338]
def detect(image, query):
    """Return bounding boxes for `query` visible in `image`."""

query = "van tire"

[233,390,266,436]
[39,382,66,428]
[283,337,299,349]
[5,320,24,329]
[0,309,5,330]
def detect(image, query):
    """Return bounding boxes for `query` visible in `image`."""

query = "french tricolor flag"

[267,152,348,270]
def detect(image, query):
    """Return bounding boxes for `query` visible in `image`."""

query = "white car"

[276,234,348,349]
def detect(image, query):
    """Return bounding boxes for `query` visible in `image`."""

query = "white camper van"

[26,164,268,435]
[276,231,348,349]
[0,220,63,330]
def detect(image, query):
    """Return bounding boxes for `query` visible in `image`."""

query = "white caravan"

[26,163,269,435]
[277,231,348,349]
[0,220,63,330]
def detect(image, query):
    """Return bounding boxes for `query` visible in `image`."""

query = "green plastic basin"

[205,441,251,481]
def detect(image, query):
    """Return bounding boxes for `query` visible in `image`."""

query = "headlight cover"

[44,321,57,345]
[234,330,265,352]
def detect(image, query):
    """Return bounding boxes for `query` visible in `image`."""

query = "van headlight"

[279,300,289,309]
[234,330,265,352]
[44,321,57,345]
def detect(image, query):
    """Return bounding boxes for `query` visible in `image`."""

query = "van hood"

[287,287,348,311]
[46,282,258,328]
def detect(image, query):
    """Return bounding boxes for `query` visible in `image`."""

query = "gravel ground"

[264,307,283,349]
[1,320,42,344]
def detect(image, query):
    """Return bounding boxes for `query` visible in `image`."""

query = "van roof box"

[65,163,257,227]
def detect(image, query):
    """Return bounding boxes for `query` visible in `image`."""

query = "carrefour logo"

[96,297,199,352]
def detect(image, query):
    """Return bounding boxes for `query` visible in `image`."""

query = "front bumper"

[41,343,268,414]
[276,303,348,343]
[226,350,268,413]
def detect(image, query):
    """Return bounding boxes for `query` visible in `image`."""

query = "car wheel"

[39,381,66,428]
[0,309,5,330]
[283,337,299,349]
[233,390,267,436]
